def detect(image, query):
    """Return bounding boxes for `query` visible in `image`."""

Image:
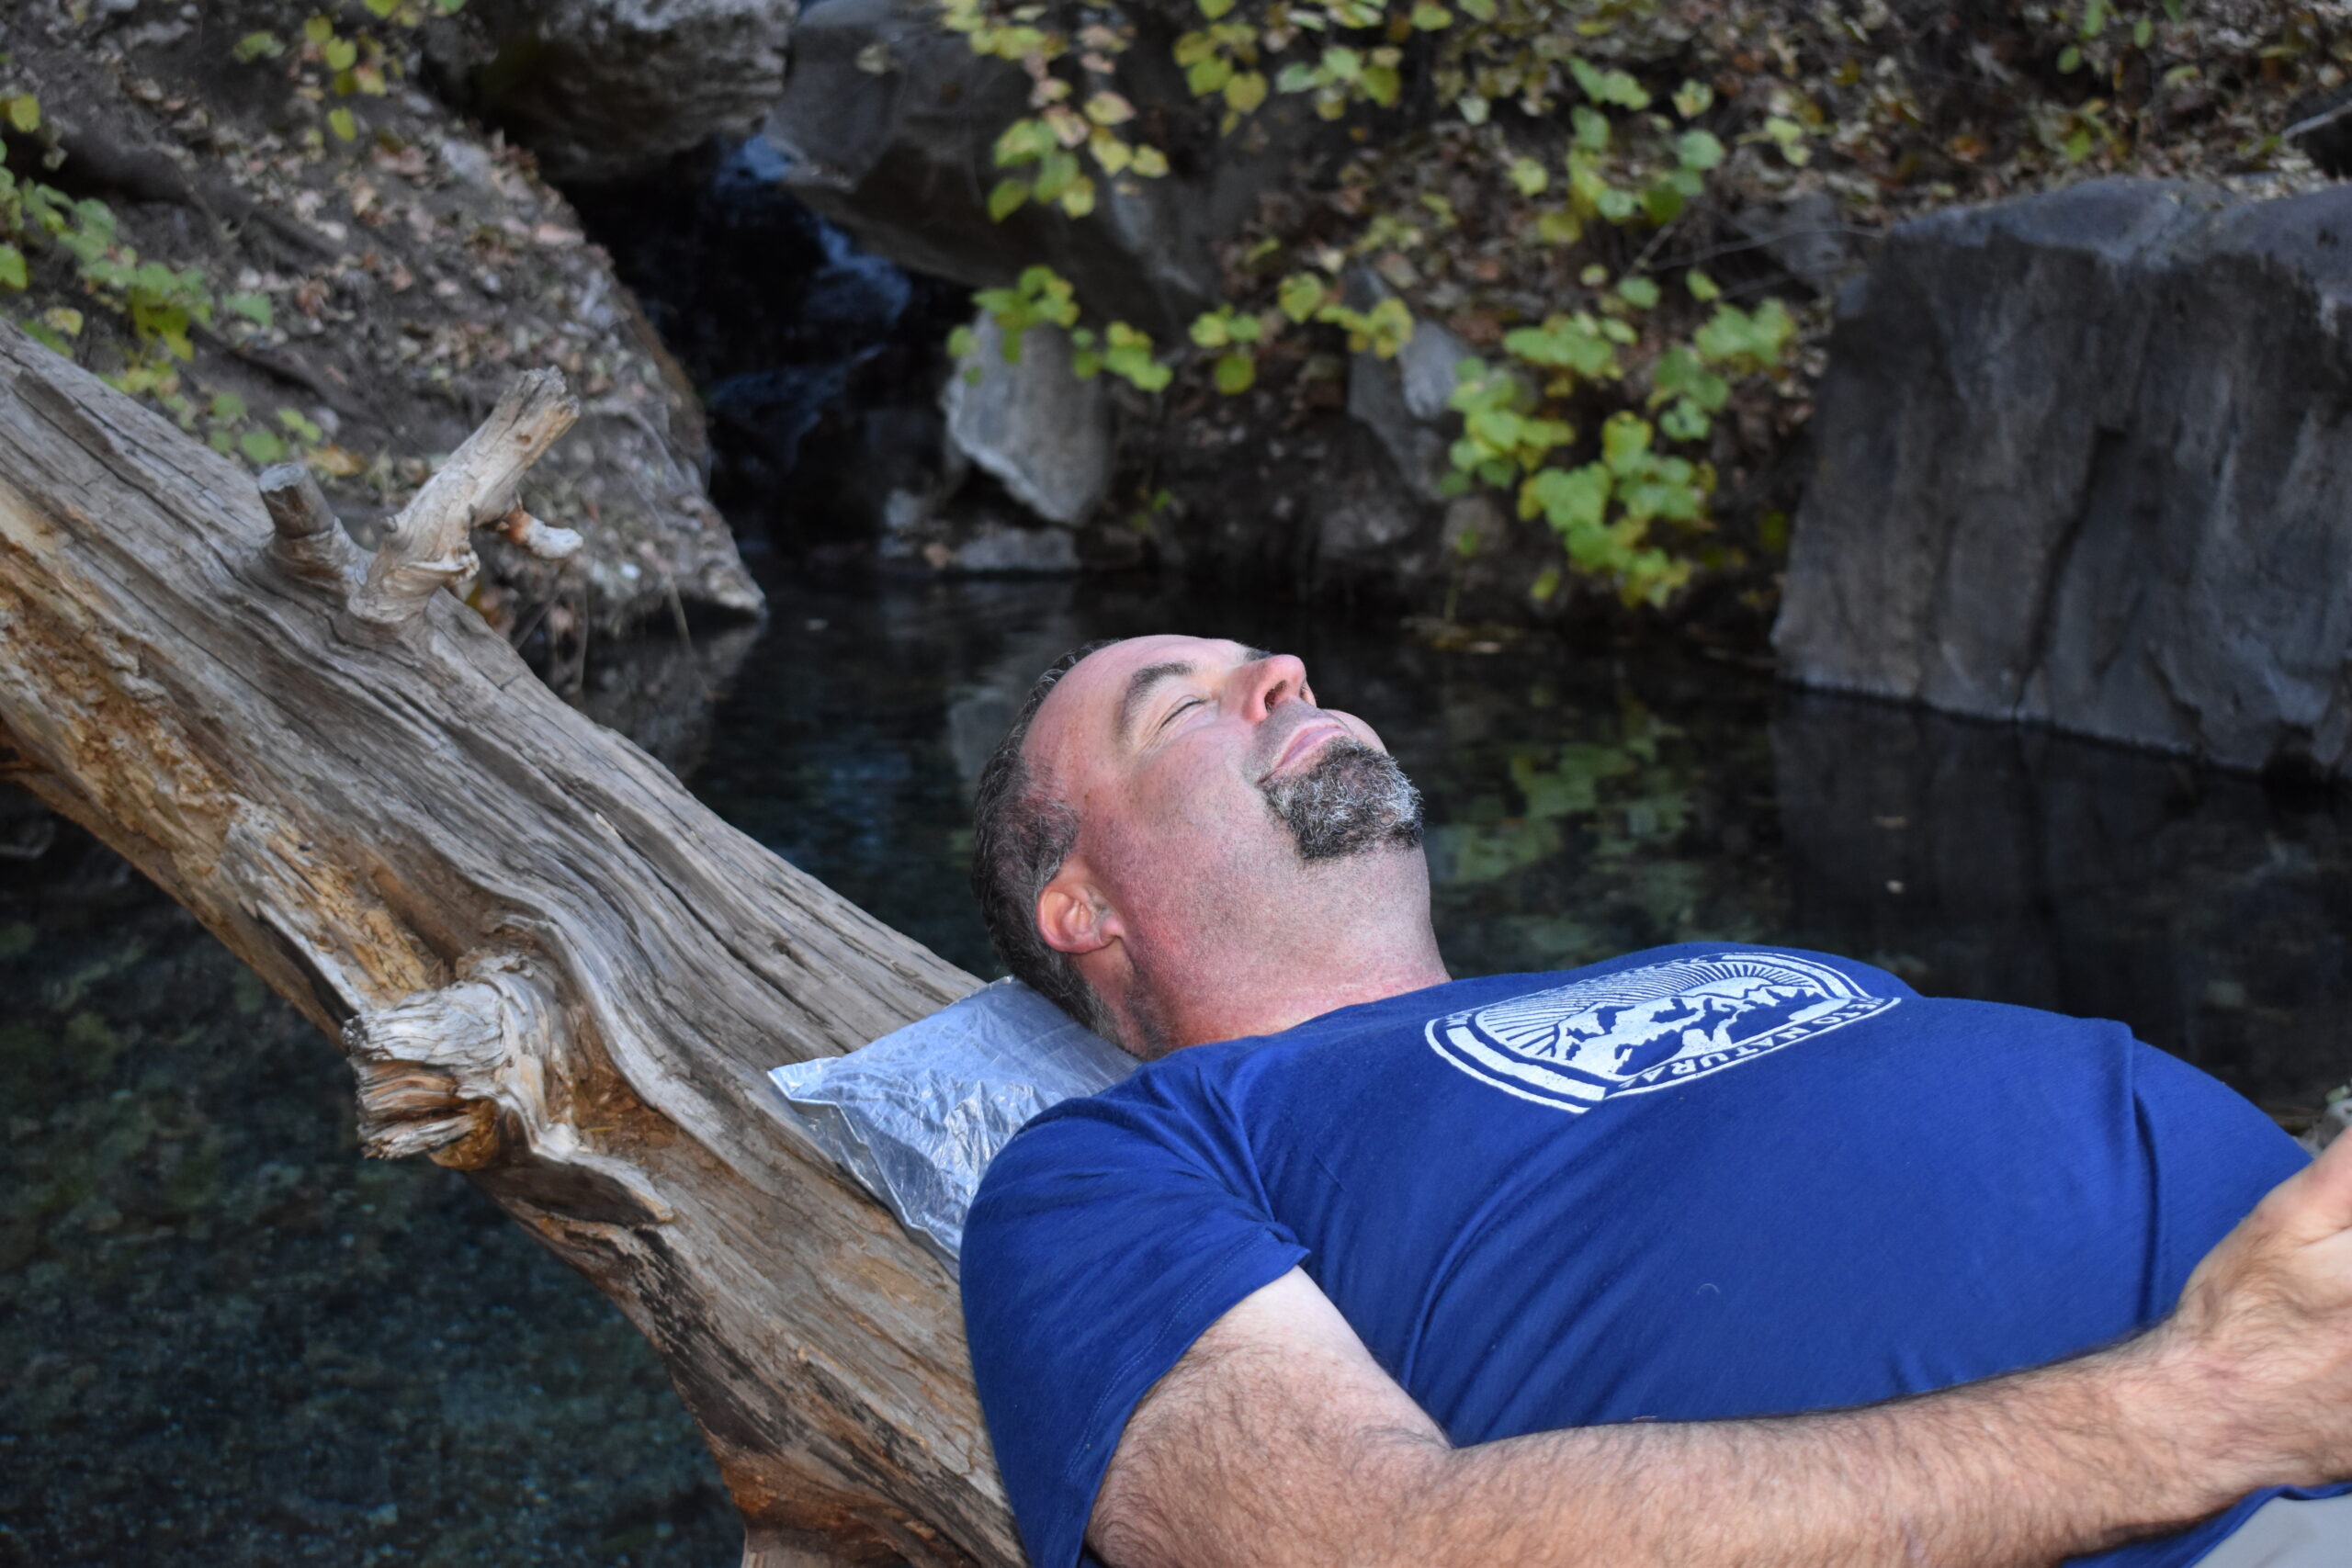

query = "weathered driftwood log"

[0,326,1021,1568]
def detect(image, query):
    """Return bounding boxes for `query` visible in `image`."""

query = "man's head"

[970,637,1445,1056]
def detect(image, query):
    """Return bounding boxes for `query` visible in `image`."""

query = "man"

[958,636,2352,1568]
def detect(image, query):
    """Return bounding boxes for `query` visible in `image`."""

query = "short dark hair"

[970,641,1118,1033]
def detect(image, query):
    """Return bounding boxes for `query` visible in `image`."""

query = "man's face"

[1022,637,1424,1035]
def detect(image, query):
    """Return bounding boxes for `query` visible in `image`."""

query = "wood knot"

[343,953,555,1166]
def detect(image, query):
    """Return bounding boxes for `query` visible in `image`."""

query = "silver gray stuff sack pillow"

[767,978,1136,1263]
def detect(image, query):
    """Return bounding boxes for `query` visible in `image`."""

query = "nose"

[1238,652,1311,723]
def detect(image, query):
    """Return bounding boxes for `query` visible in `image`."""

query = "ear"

[1036,863,1121,958]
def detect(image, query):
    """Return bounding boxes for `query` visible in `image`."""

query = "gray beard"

[1258,739,1425,862]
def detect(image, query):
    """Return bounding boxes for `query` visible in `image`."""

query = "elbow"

[1092,1428,1462,1568]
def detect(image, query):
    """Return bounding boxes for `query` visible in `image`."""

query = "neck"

[1107,849,1453,1056]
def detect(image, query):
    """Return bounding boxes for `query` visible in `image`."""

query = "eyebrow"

[1115,660,1198,747]
[1113,647,1280,747]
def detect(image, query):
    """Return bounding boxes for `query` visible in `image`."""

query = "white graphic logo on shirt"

[1425,952,1899,1113]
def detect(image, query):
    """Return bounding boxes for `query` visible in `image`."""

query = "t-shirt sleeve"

[2129,1041,2312,1313]
[959,1070,1309,1568]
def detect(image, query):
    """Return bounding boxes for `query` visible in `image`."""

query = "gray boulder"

[1347,303,1472,501]
[941,315,1113,525]
[1775,177,2352,777]
[760,0,1333,337]
[433,0,796,185]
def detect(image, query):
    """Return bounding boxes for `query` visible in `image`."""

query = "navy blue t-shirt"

[961,944,2333,1568]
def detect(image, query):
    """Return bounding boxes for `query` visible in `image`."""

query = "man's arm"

[1089,1129,2352,1568]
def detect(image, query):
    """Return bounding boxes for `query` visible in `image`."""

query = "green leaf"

[1571,106,1611,152]
[209,391,249,422]
[1535,209,1582,244]
[1676,130,1724,171]
[1521,464,1610,537]
[987,178,1030,222]
[365,0,399,16]
[1672,79,1713,119]
[1616,276,1660,310]
[1226,71,1268,115]
[994,118,1056,165]
[234,30,286,62]
[1214,351,1255,395]
[278,407,325,444]
[1034,149,1079,203]
[2133,17,2153,47]
[1600,412,1653,475]
[1187,55,1235,96]
[1658,398,1710,443]
[1508,156,1549,197]
[328,107,357,141]
[6,94,40,133]
[1198,0,1236,16]
[1277,273,1327,322]
[223,291,274,330]
[1409,3,1452,28]
[0,243,24,291]
[304,15,334,44]
[323,38,358,71]
[2057,43,2082,73]
[1362,64,1401,107]
[238,429,289,465]
[1084,92,1136,127]
[1685,268,1721,302]
[1130,143,1170,178]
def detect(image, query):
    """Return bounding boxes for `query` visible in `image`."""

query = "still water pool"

[6,572,2349,1563]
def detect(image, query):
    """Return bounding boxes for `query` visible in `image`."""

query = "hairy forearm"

[1096,1307,2261,1568]
[1394,1333,2249,1568]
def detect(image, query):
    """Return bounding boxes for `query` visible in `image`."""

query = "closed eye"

[1155,696,1204,734]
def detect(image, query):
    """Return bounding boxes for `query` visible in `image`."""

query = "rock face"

[759,0,1334,338]
[2,2,761,634]
[432,0,797,186]
[1775,177,2352,777]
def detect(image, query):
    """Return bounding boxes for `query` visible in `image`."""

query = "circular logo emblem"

[1426,951,1898,1113]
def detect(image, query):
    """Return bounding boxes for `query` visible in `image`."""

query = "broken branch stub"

[500,502,584,562]
[256,460,363,588]
[348,367,581,626]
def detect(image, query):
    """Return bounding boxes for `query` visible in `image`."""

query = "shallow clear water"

[7,571,2352,1563]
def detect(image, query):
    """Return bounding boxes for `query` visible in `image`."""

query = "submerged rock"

[1776,177,2352,777]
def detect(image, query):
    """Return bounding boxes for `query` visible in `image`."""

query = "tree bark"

[0,325,1023,1567]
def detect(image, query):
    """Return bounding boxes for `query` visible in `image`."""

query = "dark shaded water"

[7,573,2352,1563]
